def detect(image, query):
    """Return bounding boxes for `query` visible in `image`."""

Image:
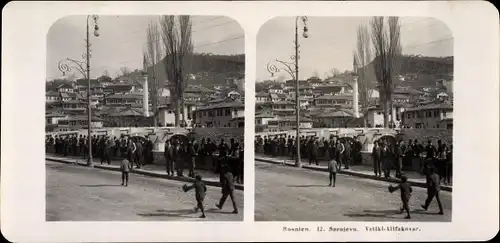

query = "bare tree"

[330,68,341,78]
[160,15,193,127]
[145,20,162,126]
[354,23,372,127]
[312,70,320,78]
[102,69,110,77]
[370,16,401,128]
[120,67,131,77]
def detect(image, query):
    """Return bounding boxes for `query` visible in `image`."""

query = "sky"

[257,17,453,81]
[46,15,244,80]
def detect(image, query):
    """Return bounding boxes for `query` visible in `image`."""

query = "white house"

[193,100,245,128]
[402,102,453,129]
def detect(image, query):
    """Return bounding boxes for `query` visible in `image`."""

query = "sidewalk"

[255,154,452,192]
[46,153,244,191]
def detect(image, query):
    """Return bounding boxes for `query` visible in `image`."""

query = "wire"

[48,34,245,79]
[116,17,236,46]
[404,36,453,49]
[194,35,244,49]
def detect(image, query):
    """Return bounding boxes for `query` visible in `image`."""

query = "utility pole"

[294,17,301,168]
[86,16,93,167]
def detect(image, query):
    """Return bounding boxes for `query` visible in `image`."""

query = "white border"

[1,1,499,242]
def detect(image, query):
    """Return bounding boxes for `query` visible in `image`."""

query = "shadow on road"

[138,208,196,218]
[79,184,123,187]
[205,208,237,214]
[286,185,330,188]
[345,208,444,219]
[138,208,235,218]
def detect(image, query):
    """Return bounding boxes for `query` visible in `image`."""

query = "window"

[225,108,231,116]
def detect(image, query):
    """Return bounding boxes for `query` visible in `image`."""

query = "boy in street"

[328,159,338,187]
[389,175,413,219]
[184,174,207,218]
[120,158,130,187]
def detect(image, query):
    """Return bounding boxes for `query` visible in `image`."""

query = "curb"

[46,157,244,191]
[255,157,452,192]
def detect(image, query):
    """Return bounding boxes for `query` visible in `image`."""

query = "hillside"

[146,53,245,87]
[360,55,453,89]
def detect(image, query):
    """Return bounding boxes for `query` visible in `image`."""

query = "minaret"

[142,54,149,117]
[353,77,359,118]
[352,53,360,118]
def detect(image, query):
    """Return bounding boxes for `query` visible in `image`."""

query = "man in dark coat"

[174,141,184,176]
[164,139,175,176]
[63,136,68,157]
[101,137,111,165]
[287,135,293,157]
[187,141,198,178]
[372,141,382,177]
[79,135,85,155]
[309,140,319,165]
[335,140,344,171]
[343,140,352,169]
[421,167,444,215]
[134,139,144,169]
[216,160,238,214]
[395,141,404,178]
[145,136,154,165]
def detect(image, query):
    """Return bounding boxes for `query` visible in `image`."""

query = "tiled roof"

[270,100,295,105]
[256,92,269,97]
[105,93,143,99]
[195,100,244,111]
[405,102,453,112]
[46,91,60,97]
[255,111,275,118]
[276,116,312,122]
[318,109,354,118]
[185,86,215,93]
[62,100,86,104]
[315,94,352,100]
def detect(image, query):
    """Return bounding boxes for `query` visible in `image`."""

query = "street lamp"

[266,16,308,168]
[57,15,99,167]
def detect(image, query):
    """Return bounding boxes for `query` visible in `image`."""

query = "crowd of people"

[46,134,154,168]
[255,134,453,186]
[163,137,244,184]
[46,133,244,184]
[255,134,363,170]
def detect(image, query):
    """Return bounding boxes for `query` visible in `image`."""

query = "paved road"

[255,161,452,221]
[46,160,243,221]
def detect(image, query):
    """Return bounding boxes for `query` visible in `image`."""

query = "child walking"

[121,158,130,187]
[328,159,338,187]
[389,175,413,219]
[183,174,208,218]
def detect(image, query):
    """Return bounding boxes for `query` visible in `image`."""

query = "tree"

[312,70,319,78]
[354,23,372,127]
[145,20,162,126]
[102,69,110,78]
[120,67,131,77]
[370,16,402,128]
[160,15,193,127]
[330,68,341,77]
